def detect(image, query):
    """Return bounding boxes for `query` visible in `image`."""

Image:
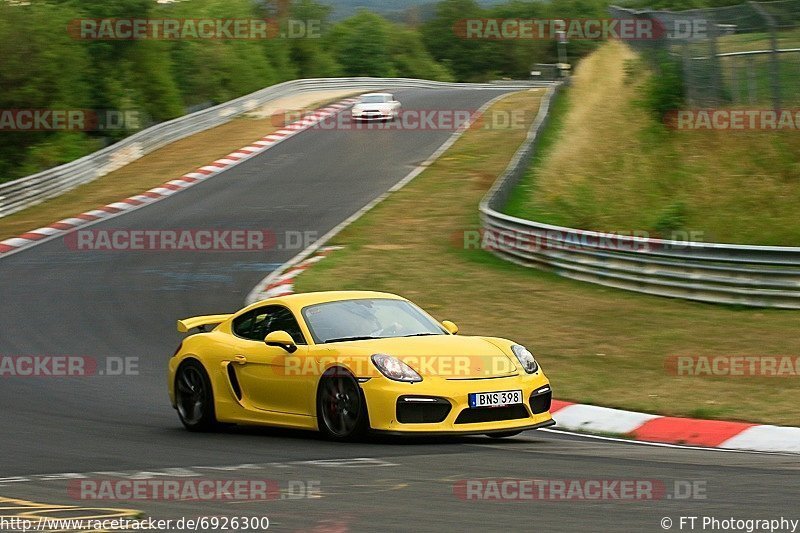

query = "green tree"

[165,0,279,107]
[328,10,395,77]
[286,0,342,78]
[0,2,94,181]
[421,0,500,81]
[389,26,454,81]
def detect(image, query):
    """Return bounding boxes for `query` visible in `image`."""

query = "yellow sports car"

[168,291,554,440]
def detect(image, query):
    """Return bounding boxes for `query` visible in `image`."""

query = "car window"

[264,307,306,344]
[360,95,389,104]
[232,310,256,338]
[232,306,306,344]
[302,298,444,344]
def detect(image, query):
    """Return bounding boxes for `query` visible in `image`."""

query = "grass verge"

[294,88,800,427]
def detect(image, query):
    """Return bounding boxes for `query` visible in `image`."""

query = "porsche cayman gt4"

[168,291,554,440]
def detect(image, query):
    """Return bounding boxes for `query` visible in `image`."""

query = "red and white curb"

[0,98,359,259]
[254,246,343,300]
[550,400,800,454]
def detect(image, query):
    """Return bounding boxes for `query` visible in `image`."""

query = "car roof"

[359,93,392,98]
[246,290,405,312]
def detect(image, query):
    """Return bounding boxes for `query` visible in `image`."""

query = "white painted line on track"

[0,458,400,486]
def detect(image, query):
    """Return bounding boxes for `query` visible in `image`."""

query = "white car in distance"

[351,93,401,121]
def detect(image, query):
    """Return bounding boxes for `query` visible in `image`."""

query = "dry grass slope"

[509,41,800,245]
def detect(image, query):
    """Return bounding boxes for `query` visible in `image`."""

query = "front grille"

[454,404,530,424]
[396,397,451,424]
[529,387,552,414]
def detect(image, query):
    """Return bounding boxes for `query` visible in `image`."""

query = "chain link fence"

[611,0,800,108]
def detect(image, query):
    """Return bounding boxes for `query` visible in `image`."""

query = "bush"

[640,51,685,121]
[654,201,687,236]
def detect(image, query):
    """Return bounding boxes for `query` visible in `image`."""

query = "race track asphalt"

[0,86,795,532]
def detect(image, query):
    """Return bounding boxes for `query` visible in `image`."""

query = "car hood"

[320,335,520,379]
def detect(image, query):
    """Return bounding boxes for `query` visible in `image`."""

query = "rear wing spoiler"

[177,314,232,333]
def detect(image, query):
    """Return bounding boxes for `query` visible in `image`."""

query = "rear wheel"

[175,360,217,432]
[316,371,367,441]
[486,431,523,439]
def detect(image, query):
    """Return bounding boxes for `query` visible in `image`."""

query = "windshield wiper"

[323,335,383,344]
[402,333,442,338]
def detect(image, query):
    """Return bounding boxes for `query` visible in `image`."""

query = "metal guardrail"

[0,77,547,219]
[480,84,800,309]
[701,47,800,58]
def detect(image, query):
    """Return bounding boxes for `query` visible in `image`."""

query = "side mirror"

[442,321,459,335]
[265,331,298,353]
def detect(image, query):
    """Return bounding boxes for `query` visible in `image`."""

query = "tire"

[486,431,523,439]
[175,359,218,432]
[316,370,368,441]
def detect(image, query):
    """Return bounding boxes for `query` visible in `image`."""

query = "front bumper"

[372,419,555,437]
[360,372,553,435]
[352,111,394,121]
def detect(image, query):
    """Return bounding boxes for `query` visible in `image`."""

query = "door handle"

[234,355,247,365]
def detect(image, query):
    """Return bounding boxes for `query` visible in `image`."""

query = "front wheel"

[316,371,368,441]
[175,360,217,432]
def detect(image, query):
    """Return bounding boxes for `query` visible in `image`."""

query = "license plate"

[469,390,523,408]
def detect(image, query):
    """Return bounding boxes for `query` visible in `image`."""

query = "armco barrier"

[0,78,546,218]
[479,84,800,309]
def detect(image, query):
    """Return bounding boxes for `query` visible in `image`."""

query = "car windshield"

[359,95,389,104]
[302,298,444,344]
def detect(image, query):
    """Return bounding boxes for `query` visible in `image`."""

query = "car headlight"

[371,354,422,382]
[511,345,539,374]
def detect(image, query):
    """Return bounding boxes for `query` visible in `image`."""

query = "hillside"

[506,41,800,245]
